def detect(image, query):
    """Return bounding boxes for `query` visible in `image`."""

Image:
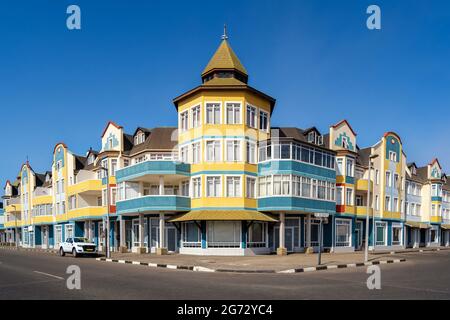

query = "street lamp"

[11,204,18,248]
[314,212,329,265]
[364,154,379,263]
[100,166,111,258]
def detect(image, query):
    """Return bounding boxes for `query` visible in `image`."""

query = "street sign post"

[314,213,329,266]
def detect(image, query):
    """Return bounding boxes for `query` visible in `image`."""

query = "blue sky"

[1,0,449,186]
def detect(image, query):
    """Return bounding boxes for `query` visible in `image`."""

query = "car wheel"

[72,248,78,258]
[59,247,65,257]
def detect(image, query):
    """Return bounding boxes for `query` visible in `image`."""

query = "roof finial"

[222,24,228,40]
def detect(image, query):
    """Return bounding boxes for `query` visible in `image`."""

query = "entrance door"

[420,229,426,247]
[42,226,48,248]
[274,227,294,252]
[355,221,363,250]
[155,227,178,252]
[29,231,35,248]
[167,228,177,252]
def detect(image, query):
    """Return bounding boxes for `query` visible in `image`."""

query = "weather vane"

[222,24,228,40]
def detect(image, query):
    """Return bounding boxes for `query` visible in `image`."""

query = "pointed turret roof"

[201,39,248,77]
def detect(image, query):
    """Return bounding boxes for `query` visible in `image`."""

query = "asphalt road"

[0,249,449,299]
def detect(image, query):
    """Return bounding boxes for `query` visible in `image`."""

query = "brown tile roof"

[128,127,178,156]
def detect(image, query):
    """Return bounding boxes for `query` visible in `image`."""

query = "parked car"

[59,237,97,257]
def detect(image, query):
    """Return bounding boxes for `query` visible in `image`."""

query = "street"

[0,249,449,299]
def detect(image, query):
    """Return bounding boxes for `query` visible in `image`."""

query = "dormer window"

[342,136,349,149]
[389,151,397,162]
[307,131,316,143]
[134,132,145,145]
[316,135,323,146]
[412,166,416,175]
[87,154,95,165]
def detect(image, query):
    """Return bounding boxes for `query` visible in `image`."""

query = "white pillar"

[279,212,285,249]
[306,214,312,248]
[120,216,126,248]
[159,213,165,248]
[159,176,164,195]
[139,213,145,248]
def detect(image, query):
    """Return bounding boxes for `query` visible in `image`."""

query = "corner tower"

[171,30,277,255]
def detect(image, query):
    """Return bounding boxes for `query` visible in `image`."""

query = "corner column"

[119,215,127,253]
[157,212,168,255]
[137,213,146,254]
[277,212,287,256]
[305,213,314,254]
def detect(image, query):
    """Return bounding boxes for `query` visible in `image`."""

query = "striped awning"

[405,221,431,229]
[169,210,278,223]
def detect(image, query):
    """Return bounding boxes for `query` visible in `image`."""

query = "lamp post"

[364,154,378,263]
[11,205,18,248]
[100,166,111,258]
[314,212,329,265]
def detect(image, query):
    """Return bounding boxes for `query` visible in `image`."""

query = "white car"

[59,237,98,257]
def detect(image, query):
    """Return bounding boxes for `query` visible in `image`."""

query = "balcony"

[116,196,191,214]
[33,215,54,225]
[67,179,103,196]
[32,195,53,206]
[258,160,335,180]
[258,197,335,214]
[116,161,190,183]
[5,203,22,213]
[67,206,107,221]
[430,216,442,223]
[355,206,373,217]
[356,179,373,192]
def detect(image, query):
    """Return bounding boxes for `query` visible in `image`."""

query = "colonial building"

[2,33,449,255]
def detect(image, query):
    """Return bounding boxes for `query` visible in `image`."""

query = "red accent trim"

[383,131,402,144]
[336,205,345,213]
[331,119,357,136]
[110,206,116,214]
[53,142,67,154]
[429,158,442,169]
[101,121,123,138]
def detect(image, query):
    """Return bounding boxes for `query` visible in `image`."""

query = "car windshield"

[74,237,90,243]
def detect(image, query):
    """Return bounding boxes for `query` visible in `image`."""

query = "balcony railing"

[116,160,190,182]
[116,195,191,214]
[67,179,103,196]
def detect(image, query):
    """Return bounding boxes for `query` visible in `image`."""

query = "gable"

[329,120,356,152]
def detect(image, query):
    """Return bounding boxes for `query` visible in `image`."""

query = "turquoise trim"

[192,171,257,177]
[103,133,119,151]
[258,160,336,181]
[116,196,191,214]
[334,132,355,151]
[258,197,335,214]
[116,161,190,182]
[345,176,355,184]
[55,146,65,168]
[385,135,400,163]
[431,196,442,202]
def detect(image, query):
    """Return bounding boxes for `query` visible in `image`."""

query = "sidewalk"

[103,250,408,273]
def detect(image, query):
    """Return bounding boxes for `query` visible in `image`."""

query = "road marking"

[33,271,64,280]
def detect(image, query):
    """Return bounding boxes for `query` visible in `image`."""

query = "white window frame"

[225,102,241,124]
[191,104,201,128]
[205,102,221,125]
[246,104,257,128]
[206,176,222,198]
[226,139,241,162]
[205,140,221,162]
[225,176,241,197]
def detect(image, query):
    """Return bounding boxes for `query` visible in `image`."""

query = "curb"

[277,258,406,273]
[95,257,407,274]
[96,257,215,273]
[0,246,57,254]
[372,247,450,255]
